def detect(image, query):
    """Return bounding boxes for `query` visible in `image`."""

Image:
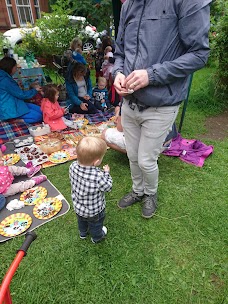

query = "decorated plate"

[33,197,62,219]
[49,150,70,164]
[0,213,32,237]
[2,154,20,166]
[74,118,89,128]
[109,115,116,122]
[20,186,47,205]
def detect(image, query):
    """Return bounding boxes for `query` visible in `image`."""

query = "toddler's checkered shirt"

[69,161,112,218]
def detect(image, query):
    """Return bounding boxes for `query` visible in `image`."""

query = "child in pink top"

[41,84,77,131]
[0,148,47,197]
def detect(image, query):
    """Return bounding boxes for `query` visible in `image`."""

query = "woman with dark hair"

[0,57,42,123]
[65,62,97,114]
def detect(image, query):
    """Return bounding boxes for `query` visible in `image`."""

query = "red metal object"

[0,232,37,304]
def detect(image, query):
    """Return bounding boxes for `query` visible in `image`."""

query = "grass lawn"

[1,67,227,304]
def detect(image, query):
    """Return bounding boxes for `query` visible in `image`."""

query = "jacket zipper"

[167,84,173,96]
[132,0,147,71]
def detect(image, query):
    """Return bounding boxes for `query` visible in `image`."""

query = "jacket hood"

[0,69,11,82]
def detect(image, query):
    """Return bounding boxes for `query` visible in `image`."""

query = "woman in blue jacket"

[66,62,97,114]
[0,57,42,123]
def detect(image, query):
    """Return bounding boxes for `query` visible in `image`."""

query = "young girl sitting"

[0,148,47,197]
[41,84,78,131]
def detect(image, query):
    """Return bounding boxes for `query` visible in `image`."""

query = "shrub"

[212,13,228,100]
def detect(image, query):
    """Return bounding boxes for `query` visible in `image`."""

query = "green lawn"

[0,67,227,304]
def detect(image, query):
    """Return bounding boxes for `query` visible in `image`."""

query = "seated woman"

[0,57,42,123]
[65,62,97,114]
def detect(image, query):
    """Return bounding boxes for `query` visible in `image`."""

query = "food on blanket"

[13,136,34,148]
[40,138,62,154]
[82,125,101,137]
[28,124,51,137]
[33,197,62,219]
[74,118,89,129]
[64,134,83,146]
[48,132,64,140]
[109,116,116,122]
[15,144,49,166]
[20,186,47,205]
[49,150,71,164]
[0,213,32,237]
[2,154,20,166]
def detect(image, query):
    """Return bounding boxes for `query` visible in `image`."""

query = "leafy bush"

[22,14,81,57]
[213,14,228,100]
[0,33,11,57]
[209,1,228,101]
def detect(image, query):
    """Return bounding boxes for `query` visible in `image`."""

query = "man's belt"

[128,97,150,112]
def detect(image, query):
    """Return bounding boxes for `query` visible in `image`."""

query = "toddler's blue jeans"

[77,209,105,242]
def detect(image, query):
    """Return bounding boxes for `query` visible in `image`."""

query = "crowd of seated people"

[0,35,123,150]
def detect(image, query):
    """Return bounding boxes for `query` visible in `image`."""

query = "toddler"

[69,137,112,243]
[41,84,77,131]
[102,46,114,81]
[0,148,46,197]
[92,77,111,111]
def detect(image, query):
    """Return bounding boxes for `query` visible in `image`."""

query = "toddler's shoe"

[91,226,107,244]
[80,231,88,240]
[32,175,47,185]
[27,165,41,178]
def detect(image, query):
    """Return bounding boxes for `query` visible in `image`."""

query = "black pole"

[112,0,122,39]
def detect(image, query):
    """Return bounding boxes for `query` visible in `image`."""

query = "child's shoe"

[31,175,47,185]
[27,165,41,178]
[91,226,107,244]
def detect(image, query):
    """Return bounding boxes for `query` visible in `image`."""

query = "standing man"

[113,0,212,218]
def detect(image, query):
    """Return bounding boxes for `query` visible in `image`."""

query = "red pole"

[0,251,25,304]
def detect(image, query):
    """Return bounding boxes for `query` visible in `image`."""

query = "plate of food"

[49,150,71,164]
[13,135,34,148]
[0,213,32,237]
[2,154,20,166]
[33,197,62,220]
[74,118,89,129]
[20,186,47,205]
[82,125,101,137]
[15,144,49,166]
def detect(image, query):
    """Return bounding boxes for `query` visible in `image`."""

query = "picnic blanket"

[0,111,114,144]
[0,153,70,243]
[0,119,40,144]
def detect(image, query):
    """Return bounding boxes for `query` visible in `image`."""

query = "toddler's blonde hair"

[77,137,107,165]
[98,77,107,86]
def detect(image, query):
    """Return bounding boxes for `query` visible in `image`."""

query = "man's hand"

[114,73,129,96]
[124,69,149,92]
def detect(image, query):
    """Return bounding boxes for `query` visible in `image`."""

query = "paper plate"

[49,151,70,164]
[2,154,20,166]
[0,213,32,237]
[74,118,89,128]
[33,197,62,220]
[20,186,47,205]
